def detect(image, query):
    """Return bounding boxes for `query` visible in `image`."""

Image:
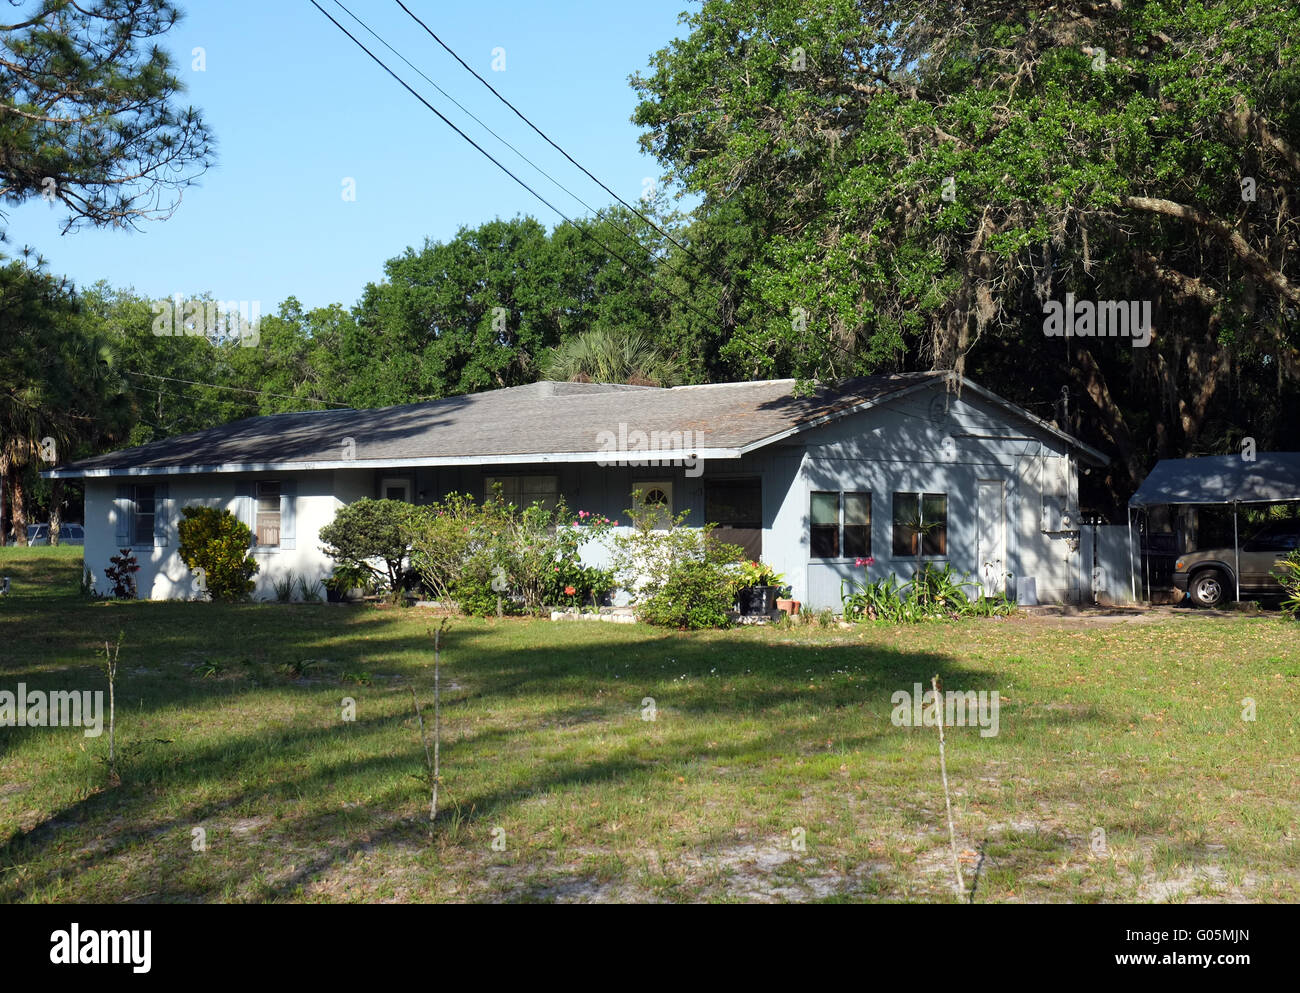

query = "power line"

[389,3,977,381]
[309,0,725,334]
[127,383,258,412]
[392,0,727,285]
[330,0,721,316]
[329,1,647,245]
[125,371,349,408]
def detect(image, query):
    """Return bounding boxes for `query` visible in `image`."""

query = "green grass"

[1,546,1298,903]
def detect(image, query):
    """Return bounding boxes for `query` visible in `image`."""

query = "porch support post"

[1128,506,1137,603]
[1233,502,1241,604]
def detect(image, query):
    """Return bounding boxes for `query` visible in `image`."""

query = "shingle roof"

[46,372,1106,477]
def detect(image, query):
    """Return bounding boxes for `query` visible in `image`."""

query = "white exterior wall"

[78,383,1098,609]
[84,470,357,600]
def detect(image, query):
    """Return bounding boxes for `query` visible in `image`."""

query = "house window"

[485,475,559,511]
[632,482,673,528]
[892,492,948,557]
[381,477,411,502]
[810,491,872,559]
[256,481,282,547]
[132,485,156,546]
[844,492,872,557]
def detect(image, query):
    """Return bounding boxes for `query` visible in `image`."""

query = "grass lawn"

[1,546,1297,903]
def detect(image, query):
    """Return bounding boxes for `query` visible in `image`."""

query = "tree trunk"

[50,478,64,546]
[0,452,6,546]
[6,461,28,547]
[1070,346,1146,494]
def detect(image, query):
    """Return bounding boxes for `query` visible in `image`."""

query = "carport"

[1127,453,1300,602]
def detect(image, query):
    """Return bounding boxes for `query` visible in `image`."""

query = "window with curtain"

[256,481,281,547]
[844,492,871,557]
[810,491,839,558]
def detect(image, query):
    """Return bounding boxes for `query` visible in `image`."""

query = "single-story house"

[45,372,1109,609]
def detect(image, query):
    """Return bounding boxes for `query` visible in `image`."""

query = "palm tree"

[541,328,685,386]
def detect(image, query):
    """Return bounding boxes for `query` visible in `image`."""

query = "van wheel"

[1190,568,1229,608]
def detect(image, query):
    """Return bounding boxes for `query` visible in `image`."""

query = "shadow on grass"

[0,551,1119,902]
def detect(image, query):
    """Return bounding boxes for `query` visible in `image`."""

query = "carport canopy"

[1129,453,1300,507]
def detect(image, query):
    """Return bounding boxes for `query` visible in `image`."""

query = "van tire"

[1189,568,1230,608]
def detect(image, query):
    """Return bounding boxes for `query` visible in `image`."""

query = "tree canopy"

[632,0,1300,493]
[0,0,214,234]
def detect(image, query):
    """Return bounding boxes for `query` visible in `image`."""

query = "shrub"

[295,575,324,603]
[319,498,427,603]
[103,548,140,600]
[636,557,738,629]
[1273,550,1300,618]
[841,562,1013,623]
[410,490,614,615]
[178,506,259,602]
[410,491,513,611]
[542,560,615,610]
[273,570,297,602]
[609,507,746,629]
[508,501,615,611]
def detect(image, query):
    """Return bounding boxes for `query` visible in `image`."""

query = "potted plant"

[735,560,785,615]
[325,563,370,603]
[774,583,800,616]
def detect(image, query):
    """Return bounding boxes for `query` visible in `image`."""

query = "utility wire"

[330,1,649,248]
[125,371,350,408]
[390,3,967,380]
[331,0,725,317]
[309,0,725,334]
[389,2,874,375]
[393,0,726,285]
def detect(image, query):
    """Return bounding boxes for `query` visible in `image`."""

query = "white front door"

[977,480,1006,597]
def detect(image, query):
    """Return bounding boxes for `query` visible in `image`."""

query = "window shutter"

[154,481,170,547]
[114,484,132,548]
[280,479,297,550]
[235,481,256,544]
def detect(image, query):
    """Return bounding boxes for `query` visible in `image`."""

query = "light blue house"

[48,372,1109,608]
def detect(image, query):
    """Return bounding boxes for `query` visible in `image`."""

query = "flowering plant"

[736,560,784,588]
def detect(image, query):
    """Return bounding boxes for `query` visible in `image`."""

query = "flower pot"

[738,585,778,615]
[776,598,800,616]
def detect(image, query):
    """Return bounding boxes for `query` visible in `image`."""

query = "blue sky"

[6,0,693,312]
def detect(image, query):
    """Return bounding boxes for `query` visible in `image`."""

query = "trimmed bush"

[177,506,259,602]
[318,498,428,603]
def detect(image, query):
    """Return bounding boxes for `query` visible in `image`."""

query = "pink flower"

[855,557,875,567]
[564,585,576,596]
